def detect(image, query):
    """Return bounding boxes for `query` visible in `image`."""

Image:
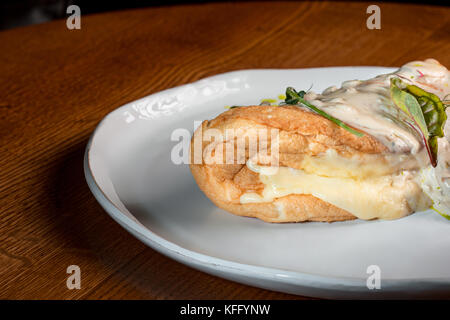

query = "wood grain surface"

[0,1,449,299]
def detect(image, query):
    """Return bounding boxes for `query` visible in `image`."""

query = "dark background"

[0,0,448,31]
[0,0,199,30]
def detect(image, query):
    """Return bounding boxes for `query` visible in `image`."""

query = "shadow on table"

[45,139,301,299]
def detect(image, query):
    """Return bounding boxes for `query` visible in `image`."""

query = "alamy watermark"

[171,121,280,167]
[366,264,381,290]
[66,5,81,30]
[366,5,381,30]
[66,265,81,290]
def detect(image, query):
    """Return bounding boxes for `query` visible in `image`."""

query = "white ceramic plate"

[85,67,450,299]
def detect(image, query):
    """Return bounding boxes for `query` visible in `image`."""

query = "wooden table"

[1,1,449,299]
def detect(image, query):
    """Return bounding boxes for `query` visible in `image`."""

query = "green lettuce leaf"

[390,77,448,167]
[406,84,447,139]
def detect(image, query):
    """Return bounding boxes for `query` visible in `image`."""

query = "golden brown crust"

[189,105,386,222]
[206,105,386,155]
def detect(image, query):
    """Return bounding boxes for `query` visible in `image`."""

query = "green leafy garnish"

[284,87,365,137]
[390,78,447,167]
[407,85,447,166]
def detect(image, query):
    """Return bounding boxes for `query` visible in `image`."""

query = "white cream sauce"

[420,108,450,216]
[303,59,450,217]
[240,59,450,218]
[305,59,449,154]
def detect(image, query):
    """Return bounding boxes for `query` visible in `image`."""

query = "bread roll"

[189,105,388,222]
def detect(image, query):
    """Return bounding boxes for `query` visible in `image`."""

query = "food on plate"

[189,59,450,222]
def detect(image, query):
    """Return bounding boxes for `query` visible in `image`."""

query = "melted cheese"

[275,148,426,179]
[241,164,432,220]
